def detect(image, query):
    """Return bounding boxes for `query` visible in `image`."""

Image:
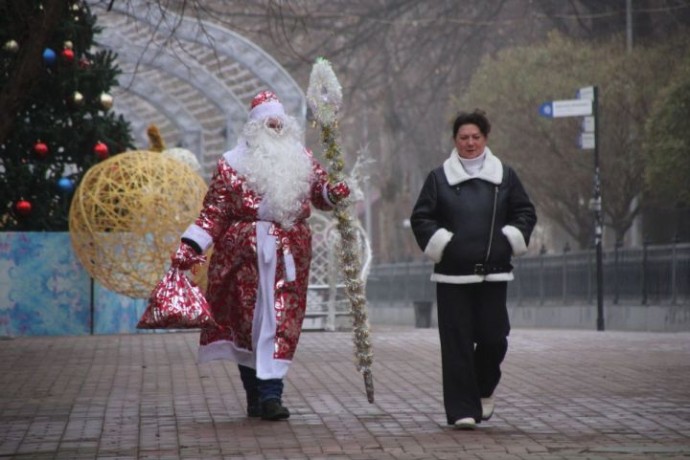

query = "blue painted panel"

[0,232,148,336]
[94,282,147,334]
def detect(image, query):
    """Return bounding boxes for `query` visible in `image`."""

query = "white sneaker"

[481,396,495,421]
[454,417,476,430]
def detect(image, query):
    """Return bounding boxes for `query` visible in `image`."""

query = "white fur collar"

[443,146,503,185]
[223,140,248,171]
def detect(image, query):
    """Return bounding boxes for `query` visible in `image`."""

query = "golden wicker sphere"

[69,150,209,298]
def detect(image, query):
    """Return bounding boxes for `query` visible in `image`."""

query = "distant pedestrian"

[410,109,536,429]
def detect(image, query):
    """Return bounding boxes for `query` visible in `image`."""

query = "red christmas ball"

[34,141,49,157]
[61,48,75,62]
[94,141,109,159]
[16,200,32,216]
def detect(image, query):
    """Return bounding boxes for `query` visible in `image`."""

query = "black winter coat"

[411,149,536,283]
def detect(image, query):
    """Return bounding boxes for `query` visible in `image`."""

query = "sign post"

[540,86,605,331]
[590,87,605,331]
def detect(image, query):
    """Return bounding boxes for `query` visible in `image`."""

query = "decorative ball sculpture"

[69,150,208,298]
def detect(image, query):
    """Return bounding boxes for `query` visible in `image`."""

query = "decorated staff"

[307,57,375,403]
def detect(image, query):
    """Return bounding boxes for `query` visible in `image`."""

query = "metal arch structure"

[111,95,149,148]
[96,28,243,151]
[122,78,204,157]
[87,0,306,178]
[101,0,306,120]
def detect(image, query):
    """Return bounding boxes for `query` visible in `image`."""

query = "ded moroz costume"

[172,91,350,420]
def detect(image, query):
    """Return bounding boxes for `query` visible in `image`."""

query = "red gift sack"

[137,267,217,329]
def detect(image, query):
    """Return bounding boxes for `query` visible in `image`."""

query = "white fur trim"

[443,146,503,186]
[430,272,514,284]
[424,228,453,263]
[197,340,292,379]
[322,183,334,205]
[502,225,527,256]
[182,224,213,252]
[249,100,286,121]
[222,143,247,169]
[322,181,350,207]
[198,340,254,366]
[486,272,514,281]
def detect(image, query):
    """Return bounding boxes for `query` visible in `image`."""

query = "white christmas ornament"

[164,147,202,174]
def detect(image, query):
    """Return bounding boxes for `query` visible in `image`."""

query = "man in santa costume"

[172,91,350,421]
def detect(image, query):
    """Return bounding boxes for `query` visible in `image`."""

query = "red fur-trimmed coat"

[190,150,334,361]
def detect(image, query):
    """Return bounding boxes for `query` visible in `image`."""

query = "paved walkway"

[1,326,689,460]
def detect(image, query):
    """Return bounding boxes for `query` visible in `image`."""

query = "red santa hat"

[249,90,286,121]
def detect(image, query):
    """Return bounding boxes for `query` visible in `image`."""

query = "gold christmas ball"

[99,92,113,110]
[64,40,74,50]
[69,151,209,298]
[73,91,84,105]
[3,40,19,53]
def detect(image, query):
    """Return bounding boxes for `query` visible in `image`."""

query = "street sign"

[577,86,595,101]
[539,99,592,118]
[582,116,595,133]
[541,85,604,331]
[579,132,595,149]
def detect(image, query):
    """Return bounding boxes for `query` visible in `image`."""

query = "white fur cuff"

[502,225,527,256]
[182,223,213,252]
[424,228,453,263]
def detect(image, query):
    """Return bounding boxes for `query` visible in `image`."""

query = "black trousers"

[436,281,510,425]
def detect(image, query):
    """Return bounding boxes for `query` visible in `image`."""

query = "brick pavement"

[0,326,689,460]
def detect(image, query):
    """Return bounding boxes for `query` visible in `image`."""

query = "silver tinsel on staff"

[307,57,374,403]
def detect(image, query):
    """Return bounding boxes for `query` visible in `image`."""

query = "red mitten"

[327,181,351,204]
[171,243,206,270]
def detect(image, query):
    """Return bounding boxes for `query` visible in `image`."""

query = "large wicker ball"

[69,150,208,298]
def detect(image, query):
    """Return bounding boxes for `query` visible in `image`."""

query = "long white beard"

[239,118,312,228]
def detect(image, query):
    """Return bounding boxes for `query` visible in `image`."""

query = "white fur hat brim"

[249,100,286,121]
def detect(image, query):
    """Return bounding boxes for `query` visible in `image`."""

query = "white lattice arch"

[97,28,242,154]
[117,76,204,156]
[305,211,372,331]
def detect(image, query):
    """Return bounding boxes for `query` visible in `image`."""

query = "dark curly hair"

[452,109,491,139]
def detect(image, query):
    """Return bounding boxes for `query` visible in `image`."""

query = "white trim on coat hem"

[430,272,514,284]
[198,340,292,379]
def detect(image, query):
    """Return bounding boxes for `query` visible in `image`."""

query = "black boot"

[260,399,290,421]
[247,396,261,418]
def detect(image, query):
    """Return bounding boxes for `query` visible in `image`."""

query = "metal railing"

[367,242,690,306]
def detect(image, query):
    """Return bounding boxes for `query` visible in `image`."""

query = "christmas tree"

[0,0,133,231]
